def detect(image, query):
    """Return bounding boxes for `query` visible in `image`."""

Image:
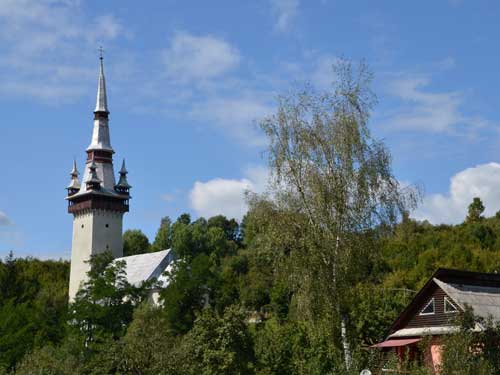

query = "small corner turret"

[115,159,131,195]
[67,159,81,197]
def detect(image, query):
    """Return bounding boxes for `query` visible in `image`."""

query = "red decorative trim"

[86,150,113,164]
[94,111,109,120]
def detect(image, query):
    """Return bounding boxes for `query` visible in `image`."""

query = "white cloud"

[271,0,300,32]
[414,163,500,224]
[0,212,11,226]
[0,0,123,101]
[189,166,269,220]
[244,165,269,193]
[191,96,273,146]
[384,75,492,134]
[162,32,240,83]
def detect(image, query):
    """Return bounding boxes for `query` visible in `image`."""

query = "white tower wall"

[68,210,124,300]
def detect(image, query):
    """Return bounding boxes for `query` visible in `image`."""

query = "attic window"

[444,297,458,313]
[420,298,435,316]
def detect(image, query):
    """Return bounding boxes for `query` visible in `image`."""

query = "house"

[371,268,500,372]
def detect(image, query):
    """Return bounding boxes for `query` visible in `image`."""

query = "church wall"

[69,211,94,300]
[91,209,123,259]
[68,209,123,300]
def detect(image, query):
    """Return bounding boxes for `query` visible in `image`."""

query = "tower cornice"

[67,190,130,214]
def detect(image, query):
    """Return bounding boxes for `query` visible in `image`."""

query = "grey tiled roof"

[114,249,175,287]
[435,278,500,322]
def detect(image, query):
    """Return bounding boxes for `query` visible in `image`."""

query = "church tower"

[66,55,131,300]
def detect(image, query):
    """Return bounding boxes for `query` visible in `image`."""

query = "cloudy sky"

[2,0,500,259]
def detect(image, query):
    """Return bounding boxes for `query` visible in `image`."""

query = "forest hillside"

[1,200,499,374]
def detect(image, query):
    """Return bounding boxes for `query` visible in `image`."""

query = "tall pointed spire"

[95,47,108,113]
[88,50,113,153]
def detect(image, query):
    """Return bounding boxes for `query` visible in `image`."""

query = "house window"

[444,297,458,313]
[420,298,435,315]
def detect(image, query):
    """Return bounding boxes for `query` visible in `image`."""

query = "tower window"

[419,298,435,316]
[81,224,84,228]
[105,224,109,228]
[106,245,109,249]
[444,297,458,313]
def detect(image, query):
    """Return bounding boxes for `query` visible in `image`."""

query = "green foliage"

[254,319,346,375]
[208,215,241,244]
[259,58,420,370]
[119,304,178,374]
[170,218,207,259]
[470,222,496,250]
[183,306,254,375]
[177,212,191,225]
[0,254,68,370]
[15,340,83,375]
[350,283,410,347]
[269,282,291,322]
[11,207,500,374]
[438,308,498,375]
[69,252,151,343]
[151,216,172,252]
[467,197,486,223]
[122,229,150,256]
[160,255,213,333]
[161,213,244,332]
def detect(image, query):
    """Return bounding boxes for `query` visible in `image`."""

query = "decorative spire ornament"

[85,159,101,190]
[66,159,81,195]
[115,159,131,194]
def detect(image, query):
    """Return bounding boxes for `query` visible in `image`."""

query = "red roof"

[371,338,421,348]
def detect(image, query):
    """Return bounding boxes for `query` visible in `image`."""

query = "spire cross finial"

[94,46,109,114]
[98,46,104,60]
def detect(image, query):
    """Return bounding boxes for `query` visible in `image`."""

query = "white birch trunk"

[341,313,352,372]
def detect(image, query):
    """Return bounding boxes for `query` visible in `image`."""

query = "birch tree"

[260,59,419,372]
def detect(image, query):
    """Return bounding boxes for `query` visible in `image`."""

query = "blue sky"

[2,0,500,259]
